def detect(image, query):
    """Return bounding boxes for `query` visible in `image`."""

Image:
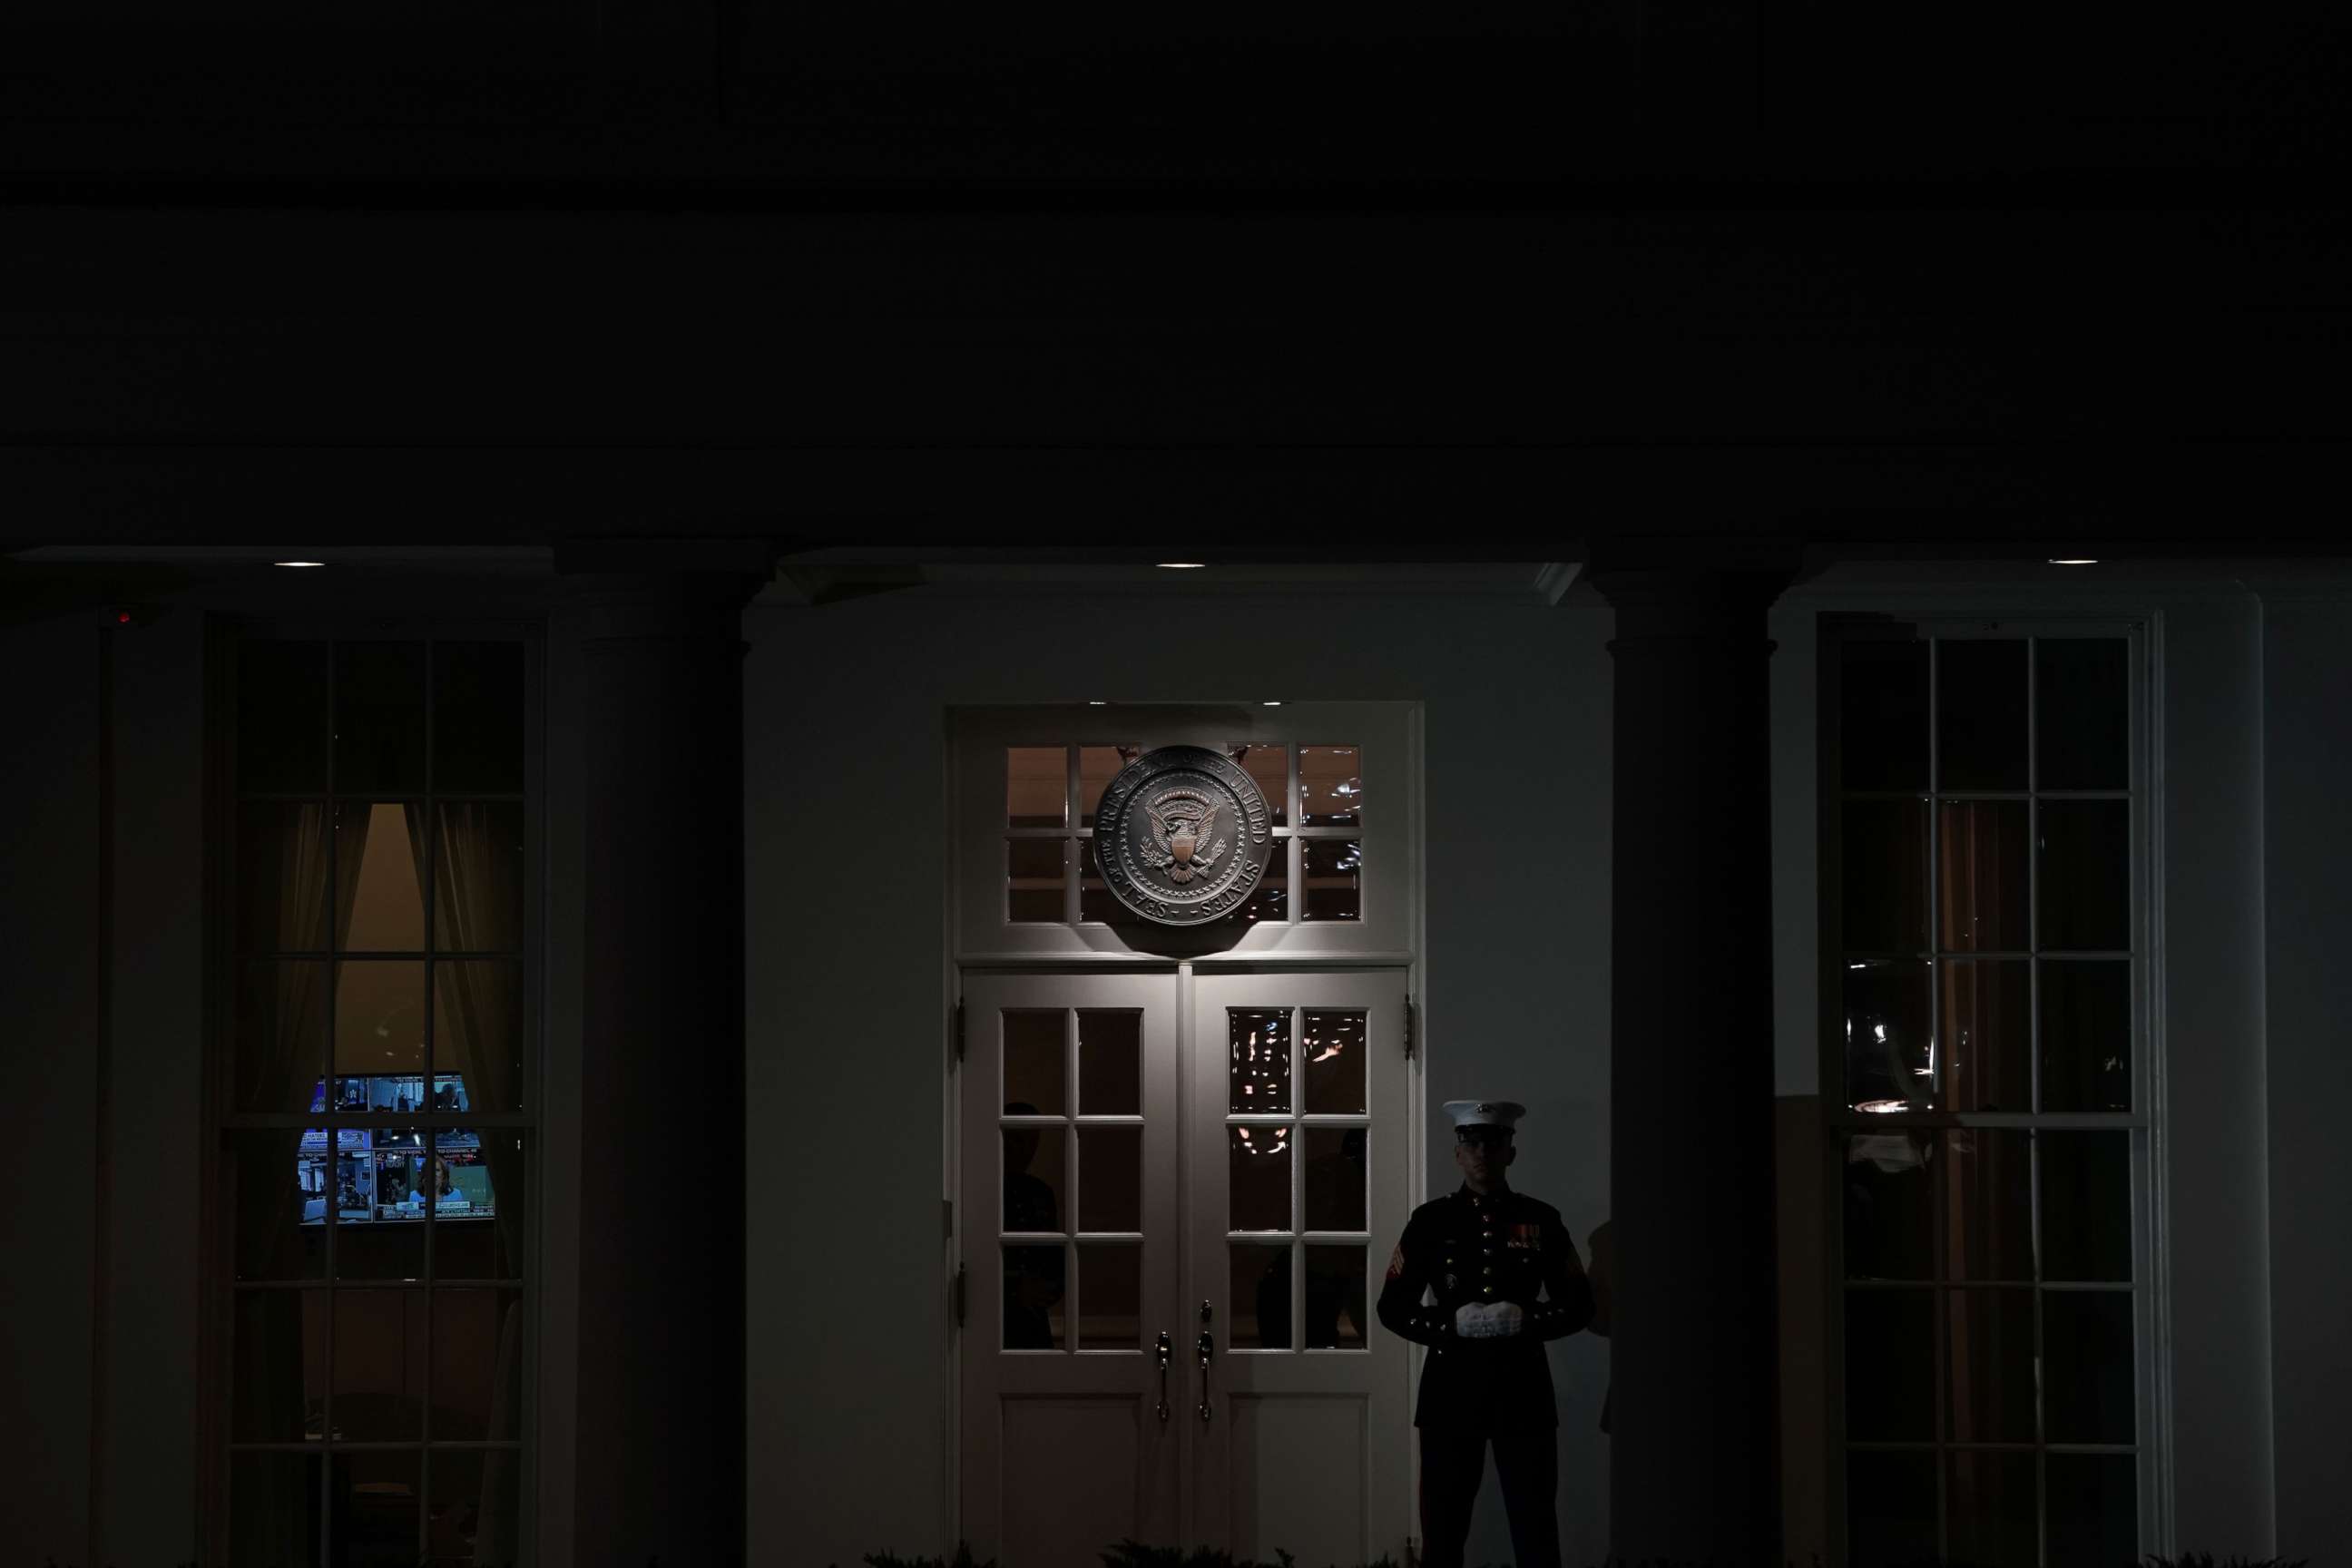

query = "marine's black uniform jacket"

[1375,1185,1594,1430]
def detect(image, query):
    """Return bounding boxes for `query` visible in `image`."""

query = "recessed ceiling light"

[1155,562,1207,570]
[1088,701,1107,706]
[2047,558,2098,566]
[1261,701,1282,707]
[274,560,326,568]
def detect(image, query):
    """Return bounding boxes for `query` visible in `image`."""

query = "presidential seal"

[1092,745,1276,927]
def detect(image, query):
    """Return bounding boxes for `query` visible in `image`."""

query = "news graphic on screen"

[296,1074,496,1229]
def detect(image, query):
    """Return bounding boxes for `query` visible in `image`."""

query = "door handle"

[1155,1330,1172,1423]
[1196,1300,1215,1423]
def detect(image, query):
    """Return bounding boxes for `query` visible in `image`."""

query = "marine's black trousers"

[1417,1425,1560,1568]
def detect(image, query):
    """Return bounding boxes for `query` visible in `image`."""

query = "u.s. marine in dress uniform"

[1375,1100,1593,1568]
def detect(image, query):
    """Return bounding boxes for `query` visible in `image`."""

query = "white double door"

[959,966,1413,1567]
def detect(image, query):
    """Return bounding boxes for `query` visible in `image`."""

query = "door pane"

[1229,1009,1291,1112]
[338,803,424,952]
[2046,1453,2138,1566]
[231,1129,326,1281]
[334,1289,426,1439]
[235,962,328,1112]
[1839,639,1929,791]
[2035,637,2129,790]
[1947,1447,2039,1568]
[1303,1127,1367,1232]
[1941,958,2030,1112]
[1078,1126,1142,1232]
[1003,1126,1066,1233]
[1003,1245,1066,1349]
[1078,745,1141,829]
[231,1289,328,1440]
[1947,1129,2033,1281]
[1840,799,1927,953]
[434,1128,523,1280]
[432,641,525,794]
[1939,800,2029,952]
[1947,1287,2036,1442]
[433,800,524,952]
[1299,745,1361,826]
[1304,1245,1367,1349]
[334,642,428,795]
[1006,838,1066,923]
[1301,838,1362,921]
[1229,1125,1291,1232]
[2040,1131,2132,1282]
[2040,959,2132,1112]
[1077,1245,1142,1350]
[239,801,335,954]
[1230,1243,1292,1349]
[432,1288,525,1438]
[336,961,426,1082]
[335,1447,420,1568]
[1844,1132,1933,1280]
[239,640,329,794]
[426,1448,522,1568]
[1227,743,1288,828]
[1937,639,2028,791]
[1844,1289,1934,1440]
[1847,1448,1936,1568]
[1301,1009,1367,1113]
[433,962,523,1115]
[1076,1010,1140,1115]
[2044,1290,2135,1443]
[230,1452,323,1568]
[1002,1010,1065,1115]
[2040,799,2132,950]
[1842,959,1929,1112]
[1006,747,1065,828]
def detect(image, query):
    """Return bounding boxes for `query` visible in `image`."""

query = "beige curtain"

[407,800,523,1565]
[233,801,368,1566]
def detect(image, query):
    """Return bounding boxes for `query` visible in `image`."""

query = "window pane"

[230,1451,322,1568]
[2036,637,2129,791]
[2040,1131,2132,1282]
[1939,800,2029,952]
[2046,1453,2138,1567]
[1225,854,1289,926]
[333,1289,426,1440]
[2040,959,2132,1112]
[231,1289,328,1440]
[333,1447,420,1568]
[343,1131,428,1281]
[434,801,524,953]
[337,961,426,1082]
[1842,959,1929,1112]
[1843,1288,1934,1440]
[334,642,428,795]
[1004,1125,1066,1233]
[1301,1009,1367,1113]
[1006,838,1066,923]
[2040,799,2132,950]
[1840,799,1927,953]
[1839,638,1929,791]
[1077,1244,1142,1350]
[433,961,523,1115]
[1299,745,1361,827]
[1228,1124,1291,1232]
[1947,1129,2033,1282]
[426,1447,522,1568]
[434,1128,524,1279]
[1078,745,1141,829]
[432,1288,525,1439]
[1079,841,1123,923]
[1301,838,1361,921]
[1078,1125,1142,1232]
[1946,1447,2038,1568]
[1229,1008,1291,1113]
[432,641,525,794]
[1003,1010,1065,1115]
[1846,1448,1936,1567]
[1942,958,2030,1112]
[1003,1244,1066,1349]
[1937,638,2028,791]
[239,640,329,794]
[239,801,335,954]
[1230,1242,1292,1349]
[338,803,424,953]
[1303,1127,1367,1232]
[1947,1287,2036,1442]
[1227,743,1288,828]
[231,1129,326,1280]
[1305,1245,1368,1349]
[1006,747,1065,829]
[235,961,328,1113]
[1076,1010,1140,1116]
[2044,1290,2136,1443]
[1843,1132,1933,1281]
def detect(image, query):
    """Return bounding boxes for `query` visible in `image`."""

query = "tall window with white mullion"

[1829,625,2144,1568]
[221,632,534,1568]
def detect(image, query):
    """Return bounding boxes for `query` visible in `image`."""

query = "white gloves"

[1452,1300,1524,1339]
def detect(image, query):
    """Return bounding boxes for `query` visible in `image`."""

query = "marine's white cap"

[1443,1100,1526,1131]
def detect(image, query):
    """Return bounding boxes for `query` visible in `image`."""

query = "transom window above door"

[954,704,1414,959]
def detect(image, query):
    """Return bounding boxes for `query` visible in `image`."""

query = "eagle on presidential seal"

[1142,788,1228,885]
